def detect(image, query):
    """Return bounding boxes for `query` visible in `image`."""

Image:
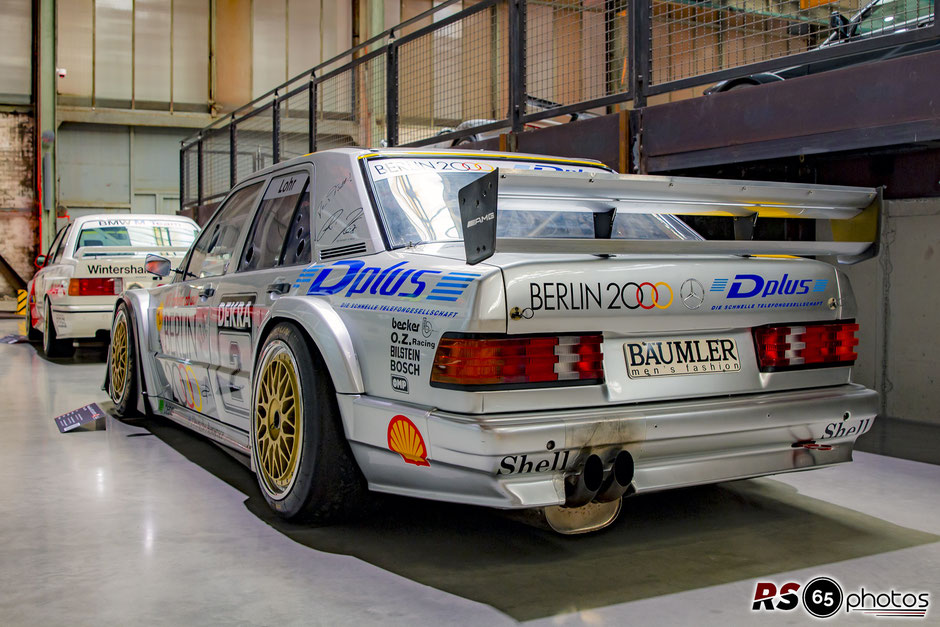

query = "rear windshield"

[366,157,701,248]
[77,220,199,250]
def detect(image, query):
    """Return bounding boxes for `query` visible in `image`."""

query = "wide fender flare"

[257,295,364,394]
[104,289,154,414]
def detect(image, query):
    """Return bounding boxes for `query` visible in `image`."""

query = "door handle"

[199,286,215,299]
[266,282,291,296]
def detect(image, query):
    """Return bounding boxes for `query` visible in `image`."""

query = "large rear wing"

[75,245,191,259]
[457,170,881,265]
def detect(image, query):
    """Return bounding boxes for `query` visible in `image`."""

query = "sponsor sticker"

[624,337,741,378]
[529,280,674,313]
[709,273,830,311]
[387,415,430,467]
[217,294,255,332]
[294,260,480,305]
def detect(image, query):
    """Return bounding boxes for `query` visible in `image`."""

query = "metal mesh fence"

[279,85,312,161]
[181,143,198,208]
[235,104,275,183]
[646,0,914,86]
[201,127,232,203]
[181,0,938,212]
[526,0,630,115]
[398,1,506,146]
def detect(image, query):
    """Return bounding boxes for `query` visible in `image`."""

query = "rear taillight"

[753,321,859,371]
[68,278,123,296]
[431,334,604,388]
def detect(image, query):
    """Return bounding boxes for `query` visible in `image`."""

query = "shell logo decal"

[387,415,430,467]
[155,303,164,331]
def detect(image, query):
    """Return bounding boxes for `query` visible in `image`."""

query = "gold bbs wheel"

[110,311,129,404]
[254,340,304,498]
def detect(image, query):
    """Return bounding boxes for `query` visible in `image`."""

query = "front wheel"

[108,303,138,417]
[251,322,366,522]
[42,300,74,358]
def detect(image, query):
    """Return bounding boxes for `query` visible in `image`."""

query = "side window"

[185,182,262,279]
[239,172,311,272]
[45,227,67,258]
[281,185,312,267]
[52,225,72,263]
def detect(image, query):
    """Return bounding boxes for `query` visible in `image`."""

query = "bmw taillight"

[430,334,604,389]
[68,278,123,296]
[753,321,859,371]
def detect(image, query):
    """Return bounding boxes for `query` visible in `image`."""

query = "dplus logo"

[293,260,480,303]
[711,274,829,299]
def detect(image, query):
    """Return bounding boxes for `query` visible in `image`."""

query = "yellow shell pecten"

[387,415,430,467]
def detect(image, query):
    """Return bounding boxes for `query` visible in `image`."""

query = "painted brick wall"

[0,112,38,298]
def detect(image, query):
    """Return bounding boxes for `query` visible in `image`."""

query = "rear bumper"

[50,302,114,339]
[341,383,878,509]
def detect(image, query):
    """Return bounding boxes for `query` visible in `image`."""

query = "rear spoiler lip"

[75,245,191,258]
[458,170,882,266]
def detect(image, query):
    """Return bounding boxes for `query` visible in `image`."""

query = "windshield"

[77,219,199,250]
[367,157,701,247]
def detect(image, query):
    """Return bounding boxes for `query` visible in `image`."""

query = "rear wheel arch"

[254,299,364,394]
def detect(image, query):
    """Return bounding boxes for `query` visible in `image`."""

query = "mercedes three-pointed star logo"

[680,278,705,310]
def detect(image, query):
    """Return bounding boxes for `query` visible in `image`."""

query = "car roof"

[238,146,611,182]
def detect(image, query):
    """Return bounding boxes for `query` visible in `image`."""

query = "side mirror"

[830,11,852,40]
[145,254,172,278]
[34,254,47,268]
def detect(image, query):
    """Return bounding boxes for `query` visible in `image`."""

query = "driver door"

[153,181,263,415]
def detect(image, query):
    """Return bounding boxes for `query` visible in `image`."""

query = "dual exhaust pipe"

[564,450,634,508]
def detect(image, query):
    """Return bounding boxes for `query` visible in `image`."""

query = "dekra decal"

[217,295,255,332]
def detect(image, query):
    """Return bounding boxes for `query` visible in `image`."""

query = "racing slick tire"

[108,303,139,417]
[26,293,41,342]
[251,322,367,523]
[42,299,74,358]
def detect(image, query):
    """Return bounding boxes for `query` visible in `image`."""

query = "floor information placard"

[54,403,106,433]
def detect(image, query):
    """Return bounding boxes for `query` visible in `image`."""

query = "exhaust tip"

[564,454,605,508]
[583,454,604,492]
[595,450,635,503]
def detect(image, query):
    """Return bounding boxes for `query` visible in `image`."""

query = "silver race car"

[105,148,880,533]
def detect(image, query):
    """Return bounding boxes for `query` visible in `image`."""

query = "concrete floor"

[0,317,938,626]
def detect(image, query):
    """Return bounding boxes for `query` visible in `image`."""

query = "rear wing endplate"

[457,169,881,265]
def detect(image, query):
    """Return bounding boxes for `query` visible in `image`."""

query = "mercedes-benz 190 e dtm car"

[29,214,199,357]
[105,148,880,534]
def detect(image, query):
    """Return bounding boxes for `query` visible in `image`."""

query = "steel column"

[508,0,526,134]
[386,37,399,147]
[308,77,317,154]
[229,120,237,187]
[272,93,281,164]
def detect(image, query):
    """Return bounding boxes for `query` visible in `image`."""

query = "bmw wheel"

[251,322,366,522]
[42,299,74,358]
[109,303,138,417]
